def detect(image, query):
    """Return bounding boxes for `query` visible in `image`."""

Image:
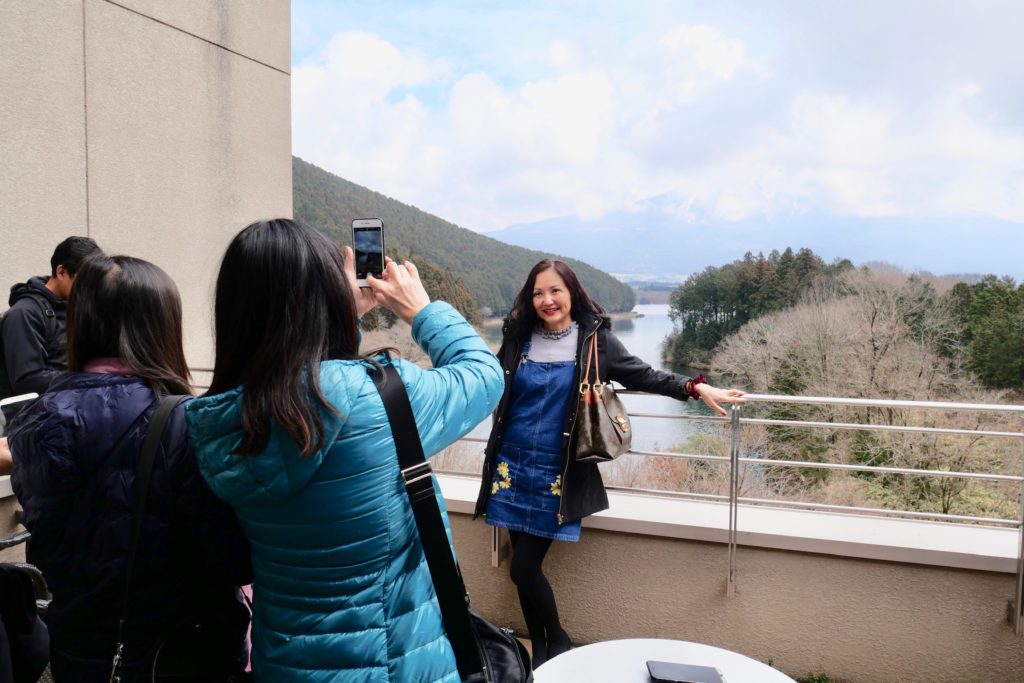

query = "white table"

[532,638,796,682]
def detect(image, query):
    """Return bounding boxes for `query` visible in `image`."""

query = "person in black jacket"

[474,259,743,665]
[7,254,252,682]
[0,236,103,402]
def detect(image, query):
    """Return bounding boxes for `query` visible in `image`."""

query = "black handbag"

[109,396,250,683]
[371,363,532,683]
[574,333,632,463]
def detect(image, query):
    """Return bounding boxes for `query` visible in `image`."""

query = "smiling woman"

[474,258,744,666]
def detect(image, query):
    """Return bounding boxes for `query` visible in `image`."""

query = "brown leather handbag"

[574,333,632,463]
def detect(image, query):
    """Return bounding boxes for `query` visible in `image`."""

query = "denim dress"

[485,343,583,542]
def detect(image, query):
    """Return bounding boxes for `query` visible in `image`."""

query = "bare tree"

[708,267,1018,518]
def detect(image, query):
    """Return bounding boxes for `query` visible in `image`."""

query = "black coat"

[0,564,49,683]
[474,313,694,525]
[0,277,66,397]
[9,373,252,682]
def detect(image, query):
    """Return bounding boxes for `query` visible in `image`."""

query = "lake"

[472,304,720,451]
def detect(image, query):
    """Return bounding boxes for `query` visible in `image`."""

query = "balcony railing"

[442,391,1024,635]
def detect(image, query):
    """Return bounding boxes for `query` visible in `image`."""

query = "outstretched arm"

[603,331,744,416]
[692,382,746,416]
[366,257,503,455]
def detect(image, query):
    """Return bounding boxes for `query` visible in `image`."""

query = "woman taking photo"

[8,255,251,682]
[474,259,744,666]
[184,219,503,681]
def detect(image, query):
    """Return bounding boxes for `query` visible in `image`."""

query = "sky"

[290,1,1024,275]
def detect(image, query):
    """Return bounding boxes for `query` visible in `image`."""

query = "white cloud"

[290,6,1024,232]
[663,24,747,80]
[449,70,614,167]
[547,41,579,71]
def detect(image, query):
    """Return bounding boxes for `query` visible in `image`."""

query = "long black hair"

[507,259,605,333]
[206,219,361,457]
[67,255,192,396]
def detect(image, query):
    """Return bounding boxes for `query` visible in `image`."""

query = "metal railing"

[446,391,1024,635]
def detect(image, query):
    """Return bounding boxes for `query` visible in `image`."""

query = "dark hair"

[51,236,102,277]
[508,259,605,332]
[67,255,192,396]
[207,219,361,457]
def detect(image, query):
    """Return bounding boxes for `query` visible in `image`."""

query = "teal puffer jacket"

[185,302,503,682]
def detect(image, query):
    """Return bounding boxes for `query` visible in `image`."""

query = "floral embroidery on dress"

[492,461,512,494]
[550,475,562,496]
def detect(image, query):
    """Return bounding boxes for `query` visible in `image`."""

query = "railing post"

[728,403,741,598]
[1015,430,1024,635]
[491,525,506,568]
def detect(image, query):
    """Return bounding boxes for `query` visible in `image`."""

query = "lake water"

[472,304,719,451]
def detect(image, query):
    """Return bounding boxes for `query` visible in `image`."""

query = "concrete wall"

[451,514,1024,683]
[0,0,292,370]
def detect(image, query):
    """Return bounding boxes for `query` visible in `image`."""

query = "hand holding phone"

[365,259,431,325]
[342,246,378,318]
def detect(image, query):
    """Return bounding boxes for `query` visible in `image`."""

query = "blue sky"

[291,1,1024,276]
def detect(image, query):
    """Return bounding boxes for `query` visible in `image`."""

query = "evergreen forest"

[292,157,635,324]
[663,247,854,366]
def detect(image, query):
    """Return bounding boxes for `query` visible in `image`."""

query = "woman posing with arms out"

[184,219,504,682]
[474,259,744,666]
[8,255,252,682]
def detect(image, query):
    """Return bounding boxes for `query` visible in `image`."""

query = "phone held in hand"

[352,218,385,287]
[647,659,726,683]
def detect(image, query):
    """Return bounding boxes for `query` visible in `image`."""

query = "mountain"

[292,157,635,315]
[487,197,1024,281]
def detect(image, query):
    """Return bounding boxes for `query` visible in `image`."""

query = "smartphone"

[647,660,726,683]
[352,218,385,287]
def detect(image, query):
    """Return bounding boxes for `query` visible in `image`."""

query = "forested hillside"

[701,264,1022,521]
[663,247,853,366]
[948,276,1024,389]
[293,157,635,316]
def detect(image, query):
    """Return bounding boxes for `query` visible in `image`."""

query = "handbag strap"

[370,363,487,680]
[590,334,601,386]
[109,394,185,683]
[580,333,600,389]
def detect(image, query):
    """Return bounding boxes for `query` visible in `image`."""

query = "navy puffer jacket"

[9,373,252,682]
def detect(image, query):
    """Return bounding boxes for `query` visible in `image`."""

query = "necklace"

[538,322,576,341]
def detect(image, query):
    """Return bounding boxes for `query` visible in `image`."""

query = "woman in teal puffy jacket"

[185,219,503,681]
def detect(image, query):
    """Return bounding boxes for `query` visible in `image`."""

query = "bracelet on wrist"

[686,374,707,401]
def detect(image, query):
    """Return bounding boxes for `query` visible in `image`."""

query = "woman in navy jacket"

[8,255,251,682]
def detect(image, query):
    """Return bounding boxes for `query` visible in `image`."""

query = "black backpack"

[0,292,57,400]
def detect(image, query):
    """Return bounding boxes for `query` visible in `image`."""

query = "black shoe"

[547,628,573,659]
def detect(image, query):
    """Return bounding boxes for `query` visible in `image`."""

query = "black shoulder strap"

[371,363,486,680]
[109,394,185,682]
[22,291,57,341]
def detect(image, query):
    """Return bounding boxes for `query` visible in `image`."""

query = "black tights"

[508,531,572,666]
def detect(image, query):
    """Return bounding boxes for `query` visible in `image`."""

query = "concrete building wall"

[451,514,1024,683]
[0,0,292,370]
